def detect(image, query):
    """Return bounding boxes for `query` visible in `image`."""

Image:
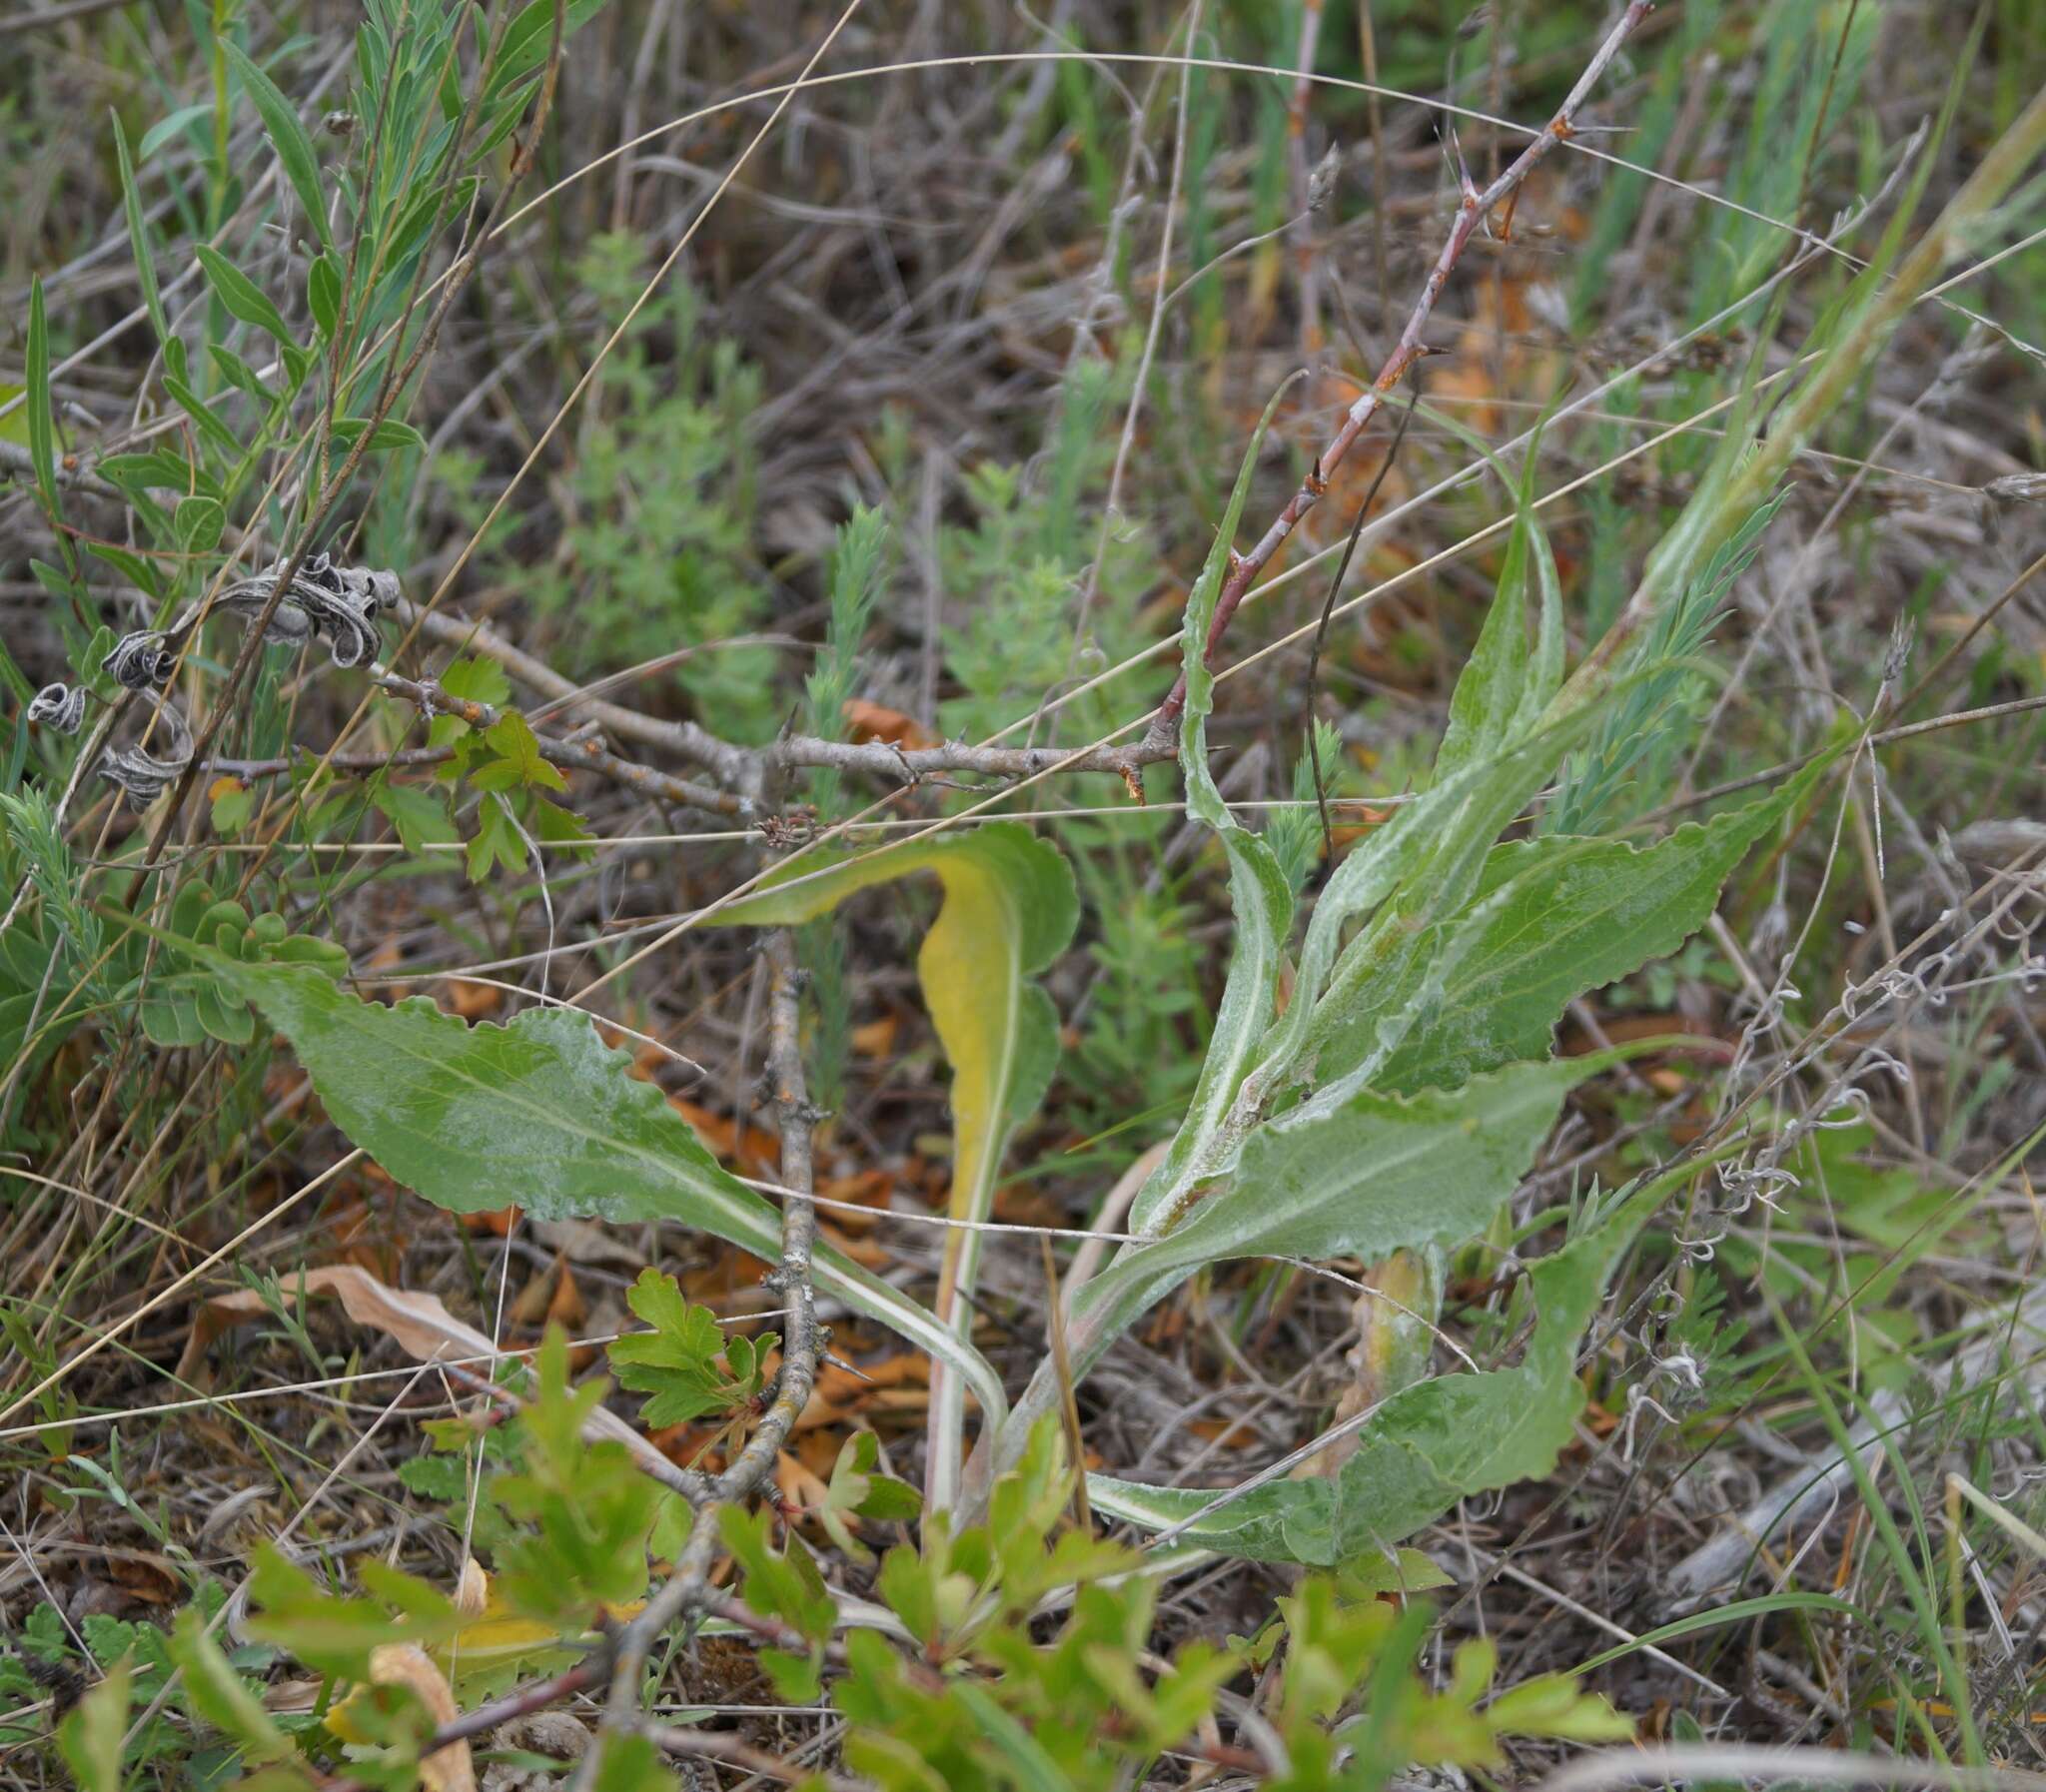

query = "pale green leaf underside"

[1128,381,1297,1240]
[1336,758,1832,1094]
[1069,1056,1595,1387]
[1088,1198,1645,1564]
[217,960,1007,1428]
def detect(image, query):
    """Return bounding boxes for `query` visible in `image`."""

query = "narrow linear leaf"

[25,277,57,520]
[111,115,171,357]
[162,374,244,459]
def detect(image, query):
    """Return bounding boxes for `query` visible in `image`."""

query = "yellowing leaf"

[328,1644,475,1792]
[707,823,1077,1510]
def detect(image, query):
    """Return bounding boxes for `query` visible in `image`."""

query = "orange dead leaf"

[670,1098,780,1178]
[849,1013,899,1059]
[546,1262,585,1332]
[813,1168,894,1235]
[443,979,502,1020]
[175,1264,674,1482]
[775,1449,831,1512]
[842,698,936,751]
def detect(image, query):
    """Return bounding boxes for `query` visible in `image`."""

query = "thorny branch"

[1142,0,1657,746]
[574,924,824,1787]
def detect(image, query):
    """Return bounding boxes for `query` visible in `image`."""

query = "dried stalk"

[1144,0,1655,745]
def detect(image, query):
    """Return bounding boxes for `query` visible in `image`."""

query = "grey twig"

[577,924,824,1787]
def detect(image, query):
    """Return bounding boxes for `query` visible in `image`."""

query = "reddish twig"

[1145,0,1655,747]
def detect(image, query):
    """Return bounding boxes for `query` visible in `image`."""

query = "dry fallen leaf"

[175,1264,674,1483]
[670,1097,780,1177]
[357,1644,474,1792]
[444,979,503,1020]
[842,697,936,750]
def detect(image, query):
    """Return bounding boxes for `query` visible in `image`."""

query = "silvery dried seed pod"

[103,630,176,690]
[99,696,193,803]
[27,683,85,734]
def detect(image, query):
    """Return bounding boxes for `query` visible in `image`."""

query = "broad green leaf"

[436,653,512,711]
[371,779,458,852]
[1340,1547,1455,1596]
[98,448,217,497]
[473,711,568,792]
[195,246,296,348]
[1088,1192,1650,1563]
[221,40,333,249]
[209,958,1008,1432]
[465,790,525,881]
[308,252,343,339]
[174,495,226,555]
[705,822,1075,1508]
[590,1733,679,1792]
[1064,1056,1601,1390]
[330,415,428,453]
[1360,758,1835,1094]
[607,1269,767,1426]
[1127,378,1300,1241]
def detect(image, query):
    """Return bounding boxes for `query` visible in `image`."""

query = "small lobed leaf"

[606,1270,762,1427]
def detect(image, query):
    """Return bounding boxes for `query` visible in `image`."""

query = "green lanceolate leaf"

[1065,1056,1602,1391]
[704,821,1076,1507]
[25,278,57,521]
[1088,1191,1651,1564]
[1127,379,1300,1241]
[194,246,295,349]
[1365,755,1837,1094]
[208,958,1008,1433]
[220,40,332,249]
[1433,442,1563,783]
